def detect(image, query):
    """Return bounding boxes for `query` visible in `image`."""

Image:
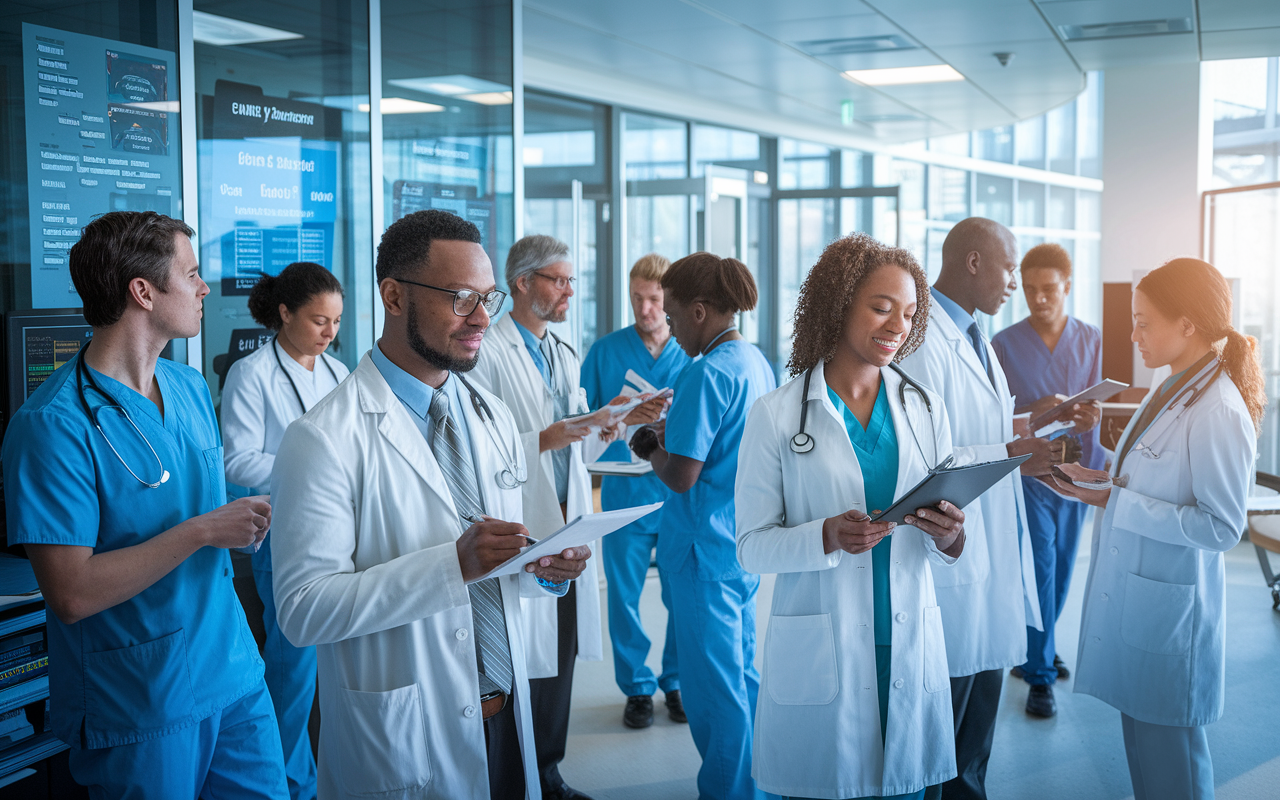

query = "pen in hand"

[466,514,536,546]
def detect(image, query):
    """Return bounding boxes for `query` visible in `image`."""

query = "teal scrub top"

[827,382,899,646]
[656,340,776,580]
[1,355,264,749]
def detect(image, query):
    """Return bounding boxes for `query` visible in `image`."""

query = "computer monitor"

[5,310,92,421]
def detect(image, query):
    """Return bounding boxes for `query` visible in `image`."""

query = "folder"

[872,454,1031,524]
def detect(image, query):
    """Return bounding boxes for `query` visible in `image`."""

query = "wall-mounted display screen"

[5,310,92,419]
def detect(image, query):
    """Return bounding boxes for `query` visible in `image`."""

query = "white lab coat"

[270,354,550,800]
[222,341,349,493]
[736,362,959,799]
[901,303,1043,676]
[470,314,604,677]
[1074,358,1255,727]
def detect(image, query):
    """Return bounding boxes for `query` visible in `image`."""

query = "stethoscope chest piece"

[160,470,171,484]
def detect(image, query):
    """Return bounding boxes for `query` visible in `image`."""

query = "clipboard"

[871,454,1031,524]
[1030,379,1129,429]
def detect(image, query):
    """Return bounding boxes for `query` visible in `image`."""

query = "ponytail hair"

[1137,257,1266,433]
[661,252,758,314]
[247,262,344,331]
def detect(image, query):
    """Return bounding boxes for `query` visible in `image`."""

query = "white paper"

[1034,419,1074,438]
[588,460,654,476]
[625,369,659,395]
[468,503,664,582]
[564,389,672,433]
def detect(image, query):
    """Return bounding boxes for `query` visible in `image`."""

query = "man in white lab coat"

[472,235,657,800]
[270,210,591,800]
[901,217,1057,800]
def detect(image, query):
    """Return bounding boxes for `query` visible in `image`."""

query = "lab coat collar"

[928,304,1000,403]
[1132,356,1222,451]
[492,315,557,408]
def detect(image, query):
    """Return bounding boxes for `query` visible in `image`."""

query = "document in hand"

[467,503,664,582]
[587,460,655,477]
[1030,379,1129,429]
[564,389,674,432]
[871,455,1032,524]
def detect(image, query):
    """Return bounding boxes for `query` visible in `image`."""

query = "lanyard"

[273,337,341,413]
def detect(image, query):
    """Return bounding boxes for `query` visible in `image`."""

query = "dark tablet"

[872,454,1032,524]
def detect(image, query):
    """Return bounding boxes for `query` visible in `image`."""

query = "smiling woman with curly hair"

[736,231,967,799]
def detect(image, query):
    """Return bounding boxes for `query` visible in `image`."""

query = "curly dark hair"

[786,233,930,377]
[247,262,344,331]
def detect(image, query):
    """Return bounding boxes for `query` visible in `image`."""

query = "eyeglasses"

[532,271,576,291]
[397,279,507,317]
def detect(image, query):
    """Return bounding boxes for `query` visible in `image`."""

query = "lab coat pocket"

[83,628,195,746]
[765,614,838,705]
[1120,573,1195,656]
[922,606,948,693]
[335,683,432,795]
[202,446,228,506]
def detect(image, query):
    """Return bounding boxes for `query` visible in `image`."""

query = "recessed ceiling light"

[798,34,916,56]
[1058,18,1192,41]
[357,97,445,114]
[388,75,511,97]
[192,10,303,46]
[844,65,964,86]
[460,91,513,106]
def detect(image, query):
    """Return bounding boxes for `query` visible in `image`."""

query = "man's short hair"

[506,235,570,293]
[1020,242,1072,280]
[70,211,195,327]
[629,253,671,285]
[376,210,482,283]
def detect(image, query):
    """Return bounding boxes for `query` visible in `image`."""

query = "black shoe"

[1054,654,1070,680]
[542,783,595,800]
[665,689,687,723]
[623,695,654,729]
[1026,684,1057,718]
[1010,665,1025,681]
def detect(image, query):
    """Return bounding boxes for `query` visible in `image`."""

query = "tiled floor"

[558,522,1280,799]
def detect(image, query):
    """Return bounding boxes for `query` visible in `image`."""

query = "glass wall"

[1204,57,1280,187]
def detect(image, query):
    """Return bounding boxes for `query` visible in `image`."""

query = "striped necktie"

[427,388,514,696]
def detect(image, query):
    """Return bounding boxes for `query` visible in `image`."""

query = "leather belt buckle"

[481,690,508,720]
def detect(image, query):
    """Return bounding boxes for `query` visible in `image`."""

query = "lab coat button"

[456,628,469,640]
[1110,546,1118,555]
[1093,636,1101,643]
[893,679,904,689]
[895,612,907,623]
[1101,593,1109,600]
[464,705,477,718]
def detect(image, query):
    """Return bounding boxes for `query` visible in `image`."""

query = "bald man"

[900,218,1060,800]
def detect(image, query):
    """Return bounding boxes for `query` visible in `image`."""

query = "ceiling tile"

[1196,0,1280,32]
[1200,27,1280,61]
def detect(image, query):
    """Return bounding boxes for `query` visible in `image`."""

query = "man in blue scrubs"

[580,254,690,729]
[991,243,1103,719]
[2,212,288,799]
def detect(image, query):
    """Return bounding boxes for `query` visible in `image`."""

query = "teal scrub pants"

[668,569,767,800]
[69,679,288,800]
[603,525,679,697]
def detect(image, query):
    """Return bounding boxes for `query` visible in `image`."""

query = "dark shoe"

[1010,665,1025,681]
[623,695,654,729]
[1026,684,1057,718]
[1054,654,1070,680]
[665,689,687,723]
[542,783,595,800]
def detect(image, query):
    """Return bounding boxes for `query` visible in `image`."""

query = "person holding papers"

[581,253,691,729]
[471,234,661,800]
[899,218,1062,800]
[990,243,1103,718]
[1052,258,1262,800]
[737,233,966,800]
[629,252,776,800]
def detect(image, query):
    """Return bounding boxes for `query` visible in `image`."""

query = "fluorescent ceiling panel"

[461,91,514,105]
[192,10,303,46]
[388,75,511,96]
[844,64,965,86]
[358,97,445,114]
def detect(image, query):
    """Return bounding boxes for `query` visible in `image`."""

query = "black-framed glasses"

[397,279,507,317]
[532,271,576,291]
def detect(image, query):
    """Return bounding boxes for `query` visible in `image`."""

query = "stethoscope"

[1123,355,1222,465]
[75,343,171,489]
[272,336,341,413]
[455,373,528,490]
[791,362,945,471]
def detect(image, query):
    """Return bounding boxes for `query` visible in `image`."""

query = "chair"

[1247,470,1280,610]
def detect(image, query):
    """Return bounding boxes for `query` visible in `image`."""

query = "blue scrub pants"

[1020,482,1088,686]
[668,570,764,800]
[254,564,318,800]
[70,680,288,800]
[603,526,679,697]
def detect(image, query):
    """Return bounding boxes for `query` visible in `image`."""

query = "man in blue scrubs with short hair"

[2,211,288,799]
[581,253,691,729]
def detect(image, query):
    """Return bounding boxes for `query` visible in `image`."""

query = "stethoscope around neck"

[791,361,946,471]
[273,335,341,413]
[454,373,528,490]
[75,343,171,489]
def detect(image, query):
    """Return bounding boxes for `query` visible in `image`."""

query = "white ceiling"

[522,0,1280,144]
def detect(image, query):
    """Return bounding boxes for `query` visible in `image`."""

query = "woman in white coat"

[221,262,348,800]
[1053,258,1265,800]
[737,234,967,800]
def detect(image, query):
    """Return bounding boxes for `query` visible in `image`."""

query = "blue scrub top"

[656,340,775,580]
[828,383,899,645]
[991,317,1105,473]
[580,326,692,529]
[1,356,264,749]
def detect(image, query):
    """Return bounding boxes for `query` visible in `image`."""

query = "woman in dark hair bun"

[220,261,348,798]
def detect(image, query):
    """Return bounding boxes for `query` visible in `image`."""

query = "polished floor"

[558,522,1280,799]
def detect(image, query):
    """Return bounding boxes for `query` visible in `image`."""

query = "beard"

[406,298,480,373]
[531,293,568,323]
